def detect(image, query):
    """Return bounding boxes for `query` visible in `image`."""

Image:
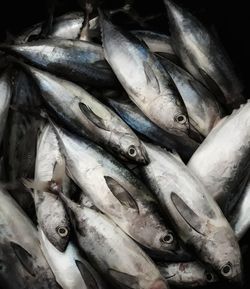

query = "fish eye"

[221,263,232,276]
[175,114,187,124]
[56,226,69,238]
[128,145,137,157]
[161,232,174,244]
[206,272,214,282]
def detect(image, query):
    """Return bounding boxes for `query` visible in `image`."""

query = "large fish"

[0,68,12,145]
[1,39,117,88]
[39,228,107,289]
[158,56,223,136]
[99,11,191,138]
[141,142,242,282]
[52,124,181,258]
[28,66,148,164]
[164,0,244,110]
[59,194,169,289]
[0,188,60,289]
[188,101,250,213]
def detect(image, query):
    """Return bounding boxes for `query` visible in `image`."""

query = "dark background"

[0,0,249,289]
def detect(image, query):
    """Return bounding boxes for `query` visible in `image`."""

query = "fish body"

[164,0,244,109]
[141,143,242,282]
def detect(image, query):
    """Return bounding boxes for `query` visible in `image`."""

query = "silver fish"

[59,195,169,289]
[141,142,242,282]
[106,94,198,162]
[0,188,60,289]
[15,12,99,44]
[158,261,218,287]
[0,68,12,144]
[188,101,250,213]
[39,228,107,289]
[99,11,190,137]
[1,39,117,87]
[29,66,148,164]
[158,56,223,136]
[164,0,244,109]
[53,124,179,258]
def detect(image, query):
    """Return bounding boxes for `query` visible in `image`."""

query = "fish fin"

[108,269,139,288]
[171,192,205,235]
[143,61,160,93]
[22,178,49,192]
[52,158,66,185]
[75,260,99,289]
[10,242,36,277]
[171,150,183,162]
[59,192,81,214]
[198,68,226,105]
[79,102,109,131]
[104,176,139,213]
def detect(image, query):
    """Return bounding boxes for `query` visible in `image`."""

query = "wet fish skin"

[158,56,223,136]
[39,228,107,289]
[34,124,71,252]
[29,66,148,164]
[60,195,169,289]
[99,11,190,137]
[158,261,218,287]
[106,94,198,162]
[53,124,179,257]
[1,39,117,88]
[141,142,242,282]
[0,188,60,289]
[164,0,244,109]
[188,100,250,213]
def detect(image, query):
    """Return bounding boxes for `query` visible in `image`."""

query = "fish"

[188,100,250,214]
[0,188,60,289]
[59,194,169,289]
[105,93,198,162]
[15,12,99,44]
[1,39,117,88]
[158,55,223,136]
[164,0,244,110]
[141,142,242,282]
[158,261,218,287]
[99,11,191,138]
[52,123,182,259]
[0,67,12,145]
[39,228,107,289]
[28,66,148,164]
[24,124,71,252]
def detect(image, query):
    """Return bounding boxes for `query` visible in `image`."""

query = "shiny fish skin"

[106,95,198,162]
[15,12,99,44]
[158,56,223,136]
[53,124,179,257]
[0,188,60,289]
[29,66,148,164]
[39,228,107,289]
[188,101,250,213]
[99,12,190,137]
[158,261,218,287]
[34,124,70,252]
[0,68,12,144]
[141,142,242,282]
[2,39,117,88]
[164,0,244,109]
[59,197,169,289]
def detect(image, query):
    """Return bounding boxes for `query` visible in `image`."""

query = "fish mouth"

[188,123,204,143]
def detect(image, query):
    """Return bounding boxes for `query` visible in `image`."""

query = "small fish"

[59,194,169,289]
[28,66,148,164]
[164,0,244,110]
[141,142,242,282]
[99,11,191,138]
[39,228,107,289]
[1,39,117,88]
[0,188,60,289]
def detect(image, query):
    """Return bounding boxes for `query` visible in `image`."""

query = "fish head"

[118,133,149,164]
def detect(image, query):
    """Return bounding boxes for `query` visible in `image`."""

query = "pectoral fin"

[143,61,160,93]
[109,269,139,289]
[75,260,99,289]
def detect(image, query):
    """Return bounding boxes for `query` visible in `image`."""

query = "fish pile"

[0,0,249,288]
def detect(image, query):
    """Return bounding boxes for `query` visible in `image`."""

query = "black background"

[0,1,249,289]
